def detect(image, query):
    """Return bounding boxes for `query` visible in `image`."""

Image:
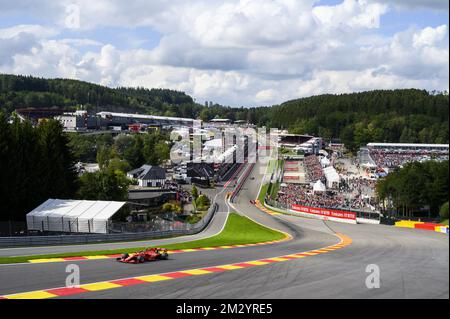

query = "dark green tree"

[77,169,130,201]
[124,134,145,169]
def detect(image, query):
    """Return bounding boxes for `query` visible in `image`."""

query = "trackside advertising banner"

[291,204,357,221]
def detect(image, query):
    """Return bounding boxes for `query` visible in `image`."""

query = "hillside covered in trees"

[269,89,449,150]
[0,74,199,117]
[376,160,449,218]
[1,74,448,151]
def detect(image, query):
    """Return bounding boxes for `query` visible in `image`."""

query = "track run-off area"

[0,156,448,299]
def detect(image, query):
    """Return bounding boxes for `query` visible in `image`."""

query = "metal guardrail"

[0,203,218,248]
[230,163,255,203]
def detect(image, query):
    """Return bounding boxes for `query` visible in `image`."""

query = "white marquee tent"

[320,156,331,168]
[26,199,127,234]
[313,180,327,193]
[323,166,341,189]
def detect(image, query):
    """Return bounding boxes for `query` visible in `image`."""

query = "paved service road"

[0,157,448,299]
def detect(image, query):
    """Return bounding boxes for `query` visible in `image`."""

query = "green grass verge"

[269,182,280,199]
[440,219,449,225]
[267,159,276,174]
[258,184,269,203]
[0,213,286,264]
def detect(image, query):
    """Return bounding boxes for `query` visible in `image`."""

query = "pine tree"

[38,120,78,201]
[0,112,14,220]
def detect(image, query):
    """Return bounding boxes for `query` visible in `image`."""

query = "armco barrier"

[395,220,448,234]
[230,163,255,203]
[394,220,423,228]
[0,203,218,248]
[436,226,449,234]
[415,223,438,231]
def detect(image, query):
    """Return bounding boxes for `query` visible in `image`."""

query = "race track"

[0,159,448,299]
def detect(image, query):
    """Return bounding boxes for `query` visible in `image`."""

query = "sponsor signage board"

[291,204,357,220]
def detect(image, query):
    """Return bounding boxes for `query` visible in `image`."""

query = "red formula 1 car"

[116,247,169,264]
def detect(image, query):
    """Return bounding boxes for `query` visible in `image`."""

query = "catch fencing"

[0,221,27,237]
[0,203,217,248]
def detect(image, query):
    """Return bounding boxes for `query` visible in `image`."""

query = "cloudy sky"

[0,0,448,106]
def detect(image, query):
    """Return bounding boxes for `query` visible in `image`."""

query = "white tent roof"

[319,150,329,157]
[203,138,222,149]
[323,166,340,183]
[313,180,326,192]
[27,199,126,233]
[320,156,331,167]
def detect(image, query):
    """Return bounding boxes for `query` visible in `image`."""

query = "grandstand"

[278,133,322,155]
[282,160,307,184]
[97,112,200,128]
[367,143,449,171]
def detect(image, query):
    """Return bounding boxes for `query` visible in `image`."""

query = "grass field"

[258,184,269,203]
[0,213,286,264]
[267,159,276,174]
[441,219,449,225]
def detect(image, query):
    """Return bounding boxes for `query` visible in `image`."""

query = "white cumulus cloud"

[0,0,448,106]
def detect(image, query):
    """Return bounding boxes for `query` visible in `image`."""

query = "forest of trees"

[376,160,449,218]
[269,89,449,151]
[68,131,171,169]
[0,113,78,222]
[0,111,171,222]
[0,74,198,117]
[0,73,273,125]
[1,74,448,152]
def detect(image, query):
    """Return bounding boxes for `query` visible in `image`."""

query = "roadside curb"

[0,233,351,299]
[23,234,292,265]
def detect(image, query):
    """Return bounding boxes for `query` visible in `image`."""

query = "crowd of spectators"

[369,149,449,169]
[275,183,376,212]
[339,177,376,194]
[304,155,324,182]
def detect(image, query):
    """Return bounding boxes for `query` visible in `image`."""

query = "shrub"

[439,202,449,220]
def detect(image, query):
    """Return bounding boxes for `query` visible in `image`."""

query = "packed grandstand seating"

[274,183,376,212]
[339,177,376,194]
[304,155,324,182]
[369,149,449,169]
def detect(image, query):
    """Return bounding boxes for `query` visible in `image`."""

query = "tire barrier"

[395,220,449,234]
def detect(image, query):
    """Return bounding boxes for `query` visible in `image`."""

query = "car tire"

[138,256,145,263]
[121,253,129,259]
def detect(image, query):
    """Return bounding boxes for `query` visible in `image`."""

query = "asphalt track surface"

[0,159,448,298]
